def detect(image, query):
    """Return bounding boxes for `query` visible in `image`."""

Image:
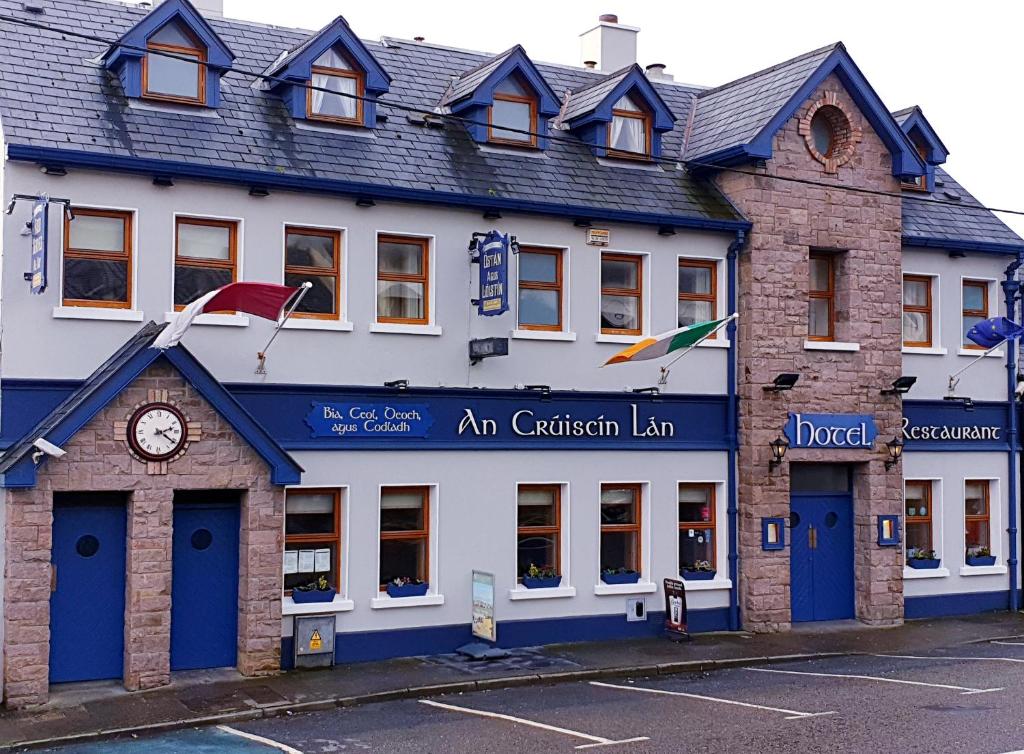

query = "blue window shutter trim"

[266,16,391,130]
[102,0,235,105]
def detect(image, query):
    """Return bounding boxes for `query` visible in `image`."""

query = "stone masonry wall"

[715,74,905,632]
[3,361,284,708]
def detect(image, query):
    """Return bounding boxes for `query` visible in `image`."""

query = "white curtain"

[611,116,645,154]
[311,74,357,119]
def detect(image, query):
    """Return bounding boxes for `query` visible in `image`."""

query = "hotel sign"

[477,230,509,316]
[29,195,48,294]
[784,413,878,449]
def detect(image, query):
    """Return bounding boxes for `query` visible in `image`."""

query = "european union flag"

[966,317,1024,348]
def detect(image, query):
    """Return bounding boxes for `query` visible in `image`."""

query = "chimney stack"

[579,14,639,72]
[645,63,673,81]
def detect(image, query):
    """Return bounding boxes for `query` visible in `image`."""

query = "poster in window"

[298,549,315,573]
[314,548,332,572]
[283,551,299,575]
[471,570,496,642]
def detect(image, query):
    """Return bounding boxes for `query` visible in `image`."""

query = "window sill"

[164,312,249,327]
[958,348,1003,358]
[803,340,860,352]
[478,143,547,159]
[902,346,948,356]
[511,329,577,342]
[596,157,664,173]
[128,99,220,118]
[508,586,576,601]
[596,334,646,345]
[294,119,377,139]
[282,318,354,332]
[282,596,354,615]
[53,306,144,322]
[594,581,657,596]
[370,323,442,336]
[903,566,950,580]
[370,593,445,609]
[679,577,733,592]
[959,565,1008,577]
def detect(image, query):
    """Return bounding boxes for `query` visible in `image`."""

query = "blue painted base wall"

[904,589,1015,619]
[281,607,730,669]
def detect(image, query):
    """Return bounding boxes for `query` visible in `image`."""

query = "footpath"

[2,611,1021,751]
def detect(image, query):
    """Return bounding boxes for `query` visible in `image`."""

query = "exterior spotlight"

[630,386,660,395]
[943,394,975,412]
[764,373,800,393]
[657,225,676,236]
[469,337,509,365]
[482,209,501,220]
[523,384,551,397]
[573,218,592,228]
[355,197,376,207]
[40,165,67,176]
[881,376,917,396]
[885,435,904,470]
[153,175,174,187]
[769,435,789,469]
[384,379,409,390]
[249,186,270,197]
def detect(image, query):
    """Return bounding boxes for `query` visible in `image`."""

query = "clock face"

[127,403,187,462]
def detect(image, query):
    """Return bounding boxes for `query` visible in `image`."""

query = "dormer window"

[308,48,364,125]
[902,142,929,191]
[608,94,651,158]
[488,76,537,147]
[144,20,206,105]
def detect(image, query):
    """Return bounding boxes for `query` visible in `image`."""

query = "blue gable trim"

[266,16,391,130]
[567,66,676,159]
[0,339,301,489]
[447,47,560,149]
[7,144,751,234]
[694,46,926,180]
[103,0,235,107]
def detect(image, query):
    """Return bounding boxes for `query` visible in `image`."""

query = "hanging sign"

[586,228,610,246]
[477,230,509,316]
[471,570,496,642]
[29,194,49,294]
[783,413,878,449]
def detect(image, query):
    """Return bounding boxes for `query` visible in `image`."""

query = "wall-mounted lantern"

[768,435,789,469]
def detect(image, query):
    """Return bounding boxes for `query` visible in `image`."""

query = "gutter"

[904,236,1024,257]
[1003,256,1023,613]
[6,145,752,235]
[726,229,745,630]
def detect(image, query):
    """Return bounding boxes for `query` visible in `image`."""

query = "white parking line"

[873,652,1024,665]
[589,680,836,720]
[745,667,1002,695]
[218,725,304,754]
[419,699,649,749]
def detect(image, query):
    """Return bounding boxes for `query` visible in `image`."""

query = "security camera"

[32,438,66,459]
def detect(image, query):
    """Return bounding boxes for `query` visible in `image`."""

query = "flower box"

[522,575,562,589]
[681,569,717,581]
[601,571,640,585]
[966,555,997,567]
[907,558,941,570]
[291,587,336,604]
[387,582,429,598]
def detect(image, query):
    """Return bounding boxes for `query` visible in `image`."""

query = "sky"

[220,0,1024,236]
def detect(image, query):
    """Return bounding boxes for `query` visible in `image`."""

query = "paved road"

[37,636,1024,753]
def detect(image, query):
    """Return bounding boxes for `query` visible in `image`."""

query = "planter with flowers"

[966,546,997,567]
[680,560,717,581]
[386,577,429,598]
[907,549,941,570]
[291,574,336,604]
[522,563,562,589]
[601,567,640,585]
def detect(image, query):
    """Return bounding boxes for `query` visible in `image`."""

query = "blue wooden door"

[50,498,127,683]
[790,493,854,622]
[170,502,239,671]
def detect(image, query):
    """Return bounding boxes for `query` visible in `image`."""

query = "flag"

[603,316,735,366]
[966,316,1024,349]
[152,282,301,350]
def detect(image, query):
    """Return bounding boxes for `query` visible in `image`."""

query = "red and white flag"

[152,282,302,350]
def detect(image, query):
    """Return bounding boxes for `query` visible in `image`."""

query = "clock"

[126,402,188,462]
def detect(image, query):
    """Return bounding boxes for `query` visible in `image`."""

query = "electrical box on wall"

[294,615,336,668]
[626,597,646,622]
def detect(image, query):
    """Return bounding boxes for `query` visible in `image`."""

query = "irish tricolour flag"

[602,315,736,366]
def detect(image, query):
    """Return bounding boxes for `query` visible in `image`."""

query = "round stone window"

[810,108,839,158]
[799,93,862,173]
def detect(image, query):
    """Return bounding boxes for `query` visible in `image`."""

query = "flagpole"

[256,282,312,375]
[946,340,1006,395]
[659,314,738,386]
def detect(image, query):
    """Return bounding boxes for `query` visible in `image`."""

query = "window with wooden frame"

[516,485,561,580]
[904,481,933,554]
[902,275,933,348]
[377,235,429,324]
[962,279,989,348]
[284,489,342,594]
[174,217,238,309]
[307,47,364,125]
[517,247,563,330]
[600,253,643,335]
[63,208,133,308]
[489,75,537,147]
[678,259,717,333]
[143,20,206,105]
[607,93,651,159]
[285,226,342,319]
[678,484,715,571]
[379,486,430,588]
[600,483,641,574]
[964,480,991,555]
[901,144,929,191]
[807,252,835,341]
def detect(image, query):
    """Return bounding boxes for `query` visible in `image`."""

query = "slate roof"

[560,65,633,123]
[439,45,519,107]
[264,16,340,76]
[891,106,916,126]
[0,0,741,227]
[684,43,839,161]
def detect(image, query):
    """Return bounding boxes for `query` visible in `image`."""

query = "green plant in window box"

[907,548,941,570]
[681,559,717,581]
[966,546,996,567]
[387,576,429,598]
[600,566,640,585]
[291,574,336,604]
[522,563,561,589]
